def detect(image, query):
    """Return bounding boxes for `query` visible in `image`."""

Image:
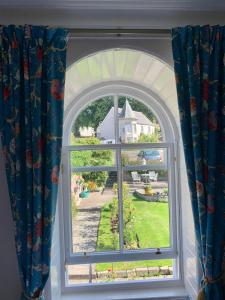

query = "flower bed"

[134,189,168,202]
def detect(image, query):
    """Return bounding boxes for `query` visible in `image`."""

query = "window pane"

[70,97,115,145]
[67,259,173,285]
[118,97,162,143]
[71,171,119,253]
[70,149,116,168]
[121,148,167,168]
[122,149,170,250]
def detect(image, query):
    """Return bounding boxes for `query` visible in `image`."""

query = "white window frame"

[60,84,182,293]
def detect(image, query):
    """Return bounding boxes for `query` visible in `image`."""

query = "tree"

[72,96,113,136]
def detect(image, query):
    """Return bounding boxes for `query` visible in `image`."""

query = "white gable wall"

[97,107,115,141]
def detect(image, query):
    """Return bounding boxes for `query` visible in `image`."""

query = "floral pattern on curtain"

[0,25,68,300]
[172,25,225,300]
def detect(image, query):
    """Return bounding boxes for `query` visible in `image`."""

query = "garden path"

[72,188,114,253]
[70,188,114,280]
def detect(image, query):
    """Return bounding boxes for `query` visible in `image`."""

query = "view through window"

[63,95,176,285]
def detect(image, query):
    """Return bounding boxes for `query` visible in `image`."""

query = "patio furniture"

[141,171,158,183]
[148,171,158,182]
[140,173,150,183]
[131,171,141,182]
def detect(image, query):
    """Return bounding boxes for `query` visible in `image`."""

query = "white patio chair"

[131,171,141,182]
[148,171,158,182]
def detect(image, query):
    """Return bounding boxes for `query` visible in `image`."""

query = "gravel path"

[72,188,114,253]
[72,207,101,253]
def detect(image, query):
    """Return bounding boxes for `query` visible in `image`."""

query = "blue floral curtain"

[172,25,225,300]
[0,25,68,300]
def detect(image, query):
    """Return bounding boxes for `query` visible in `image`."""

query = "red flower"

[107,268,112,272]
[27,233,32,248]
[193,60,200,75]
[50,79,64,100]
[11,39,18,49]
[207,205,215,214]
[202,79,209,101]
[26,150,32,168]
[3,87,10,101]
[216,32,220,41]
[35,219,43,237]
[37,47,43,61]
[208,111,217,131]
[15,123,20,135]
[51,166,59,184]
[38,137,45,152]
[196,180,204,197]
[190,97,197,115]
[24,61,29,80]
[33,159,41,169]
[203,164,208,182]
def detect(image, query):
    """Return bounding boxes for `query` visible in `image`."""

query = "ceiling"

[0,0,224,11]
[0,0,224,28]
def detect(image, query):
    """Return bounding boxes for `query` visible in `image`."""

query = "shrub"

[70,136,113,187]
[110,183,136,248]
[83,171,108,187]
[88,181,97,191]
[138,132,160,143]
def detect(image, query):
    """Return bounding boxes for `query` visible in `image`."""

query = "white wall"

[0,140,21,299]
[97,107,115,140]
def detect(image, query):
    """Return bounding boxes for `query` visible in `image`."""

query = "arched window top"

[65,49,177,109]
[70,95,164,145]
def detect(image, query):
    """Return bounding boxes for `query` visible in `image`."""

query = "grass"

[96,195,172,272]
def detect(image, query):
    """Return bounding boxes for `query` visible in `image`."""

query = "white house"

[97,100,156,142]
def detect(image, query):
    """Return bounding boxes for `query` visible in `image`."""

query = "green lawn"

[96,195,172,272]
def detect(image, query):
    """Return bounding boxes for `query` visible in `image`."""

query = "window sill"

[61,286,189,300]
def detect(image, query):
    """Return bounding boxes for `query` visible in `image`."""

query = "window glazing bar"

[64,142,172,151]
[66,249,176,265]
[71,166,117,172]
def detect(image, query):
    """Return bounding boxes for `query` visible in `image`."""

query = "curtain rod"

[68,28,171,39]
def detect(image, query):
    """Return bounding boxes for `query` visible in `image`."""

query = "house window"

[62,94,179,288]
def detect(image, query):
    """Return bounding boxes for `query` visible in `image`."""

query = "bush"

[70,136,113,187]
[110,183,136,248]
[138,132,160,143]
[83,171,108,187]
[88,181,97,191]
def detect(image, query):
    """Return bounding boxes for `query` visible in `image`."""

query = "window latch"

[155,248,161,255]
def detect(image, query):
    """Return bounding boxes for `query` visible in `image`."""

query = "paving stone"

[159,266,171,275]
[135,267,149,277]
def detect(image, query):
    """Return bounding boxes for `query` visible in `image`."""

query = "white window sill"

[61,286,189,300]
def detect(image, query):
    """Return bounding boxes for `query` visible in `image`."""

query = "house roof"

[118,104,153,125]
[134,111,153,125]
[120,100,136,119]
[97,105,154,132]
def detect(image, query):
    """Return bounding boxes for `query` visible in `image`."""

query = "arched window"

[61,49,180,288]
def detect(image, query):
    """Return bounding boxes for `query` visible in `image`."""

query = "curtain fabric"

[172,25,225,300]
[0,25,68,300]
